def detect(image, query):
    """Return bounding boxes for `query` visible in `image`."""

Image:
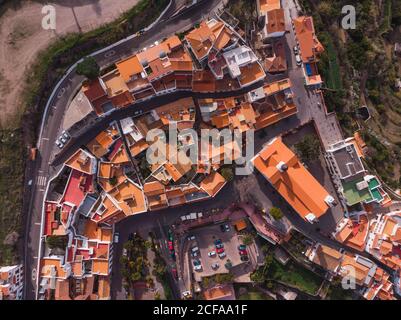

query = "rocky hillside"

[299,0,401,190]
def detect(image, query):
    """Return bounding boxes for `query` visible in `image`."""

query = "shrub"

[269,207,283,220]
[76,56,100,80]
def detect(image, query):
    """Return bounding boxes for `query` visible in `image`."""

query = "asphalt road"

[23,0,225,300]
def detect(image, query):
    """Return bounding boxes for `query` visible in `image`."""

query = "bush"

[269,207,283,220]
[46,235,68,250]
[76,56,100,80]
[220,166,234,181]
[294,135,321,163]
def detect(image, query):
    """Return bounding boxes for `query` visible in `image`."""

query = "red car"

[171,268,178,279]
[216,247,225,254]
[168,241,174,251]
[239,249,248,256]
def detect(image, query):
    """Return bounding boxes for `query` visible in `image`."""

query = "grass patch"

[0,129,24,265]
[318,32,342,91]
[238,291,273,300]
[269,259,322,295]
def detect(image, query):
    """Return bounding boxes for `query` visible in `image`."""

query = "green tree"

[269,207,283,220]
[46,235,68,250]
[220,166,234,182]
[76,56,100,80]
[242,234,254,246]
[294,135,321,163]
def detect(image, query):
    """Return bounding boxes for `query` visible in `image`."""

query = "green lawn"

[238,291,273,300]
[268,259,322,295]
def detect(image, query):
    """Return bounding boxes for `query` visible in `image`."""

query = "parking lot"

[186,223,245,281]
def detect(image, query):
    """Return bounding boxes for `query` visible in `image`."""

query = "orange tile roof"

[310,244,343,272]
[239,62,265,86]
[266,9,286,34]
[116,55,144,82]
[92,259,109,275]
[259,0,281,14]
[98,278,111,299]
[340,254,370,286]
[200,171,226,197]
[193,70,216,92]
[41,258,67,279]
[264,78,291,96]
[55,279,71,300]
[87,129,118,158]
[130,139,149,157]
[84,220,112,242]
[203,284,235,300]
[293,16,324,63]
[65,149,95,175]
[109,178,147,215]
[252,137,330,221]
[185,21,217,60]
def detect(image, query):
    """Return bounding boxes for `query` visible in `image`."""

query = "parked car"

[239,249,248,256]
[211,263,219,270]
[171,268,178,279]
[168,241,174,251]
[182,291,191,298]
[215,243,224,249]
[55,139,63,149]
[218,252,226,259]
[208,251,216,257]
[191,246,199,253]
[224,260,233,269]
[193,259,201,266]
[187,235,196,241]
[295,54,302,66]
[60,136,67,144]
[194,265,202,271]
[220,224,230,232]
[240,255,249,262]
[61,130,70,140]
[216,247,224,254]
[191,251,198,258]
[214,239,222,246]
[168,230,174,241]
[122,248,127,257]
[238,244,247,251]
[113,232,120,243]
[293,45,299,54]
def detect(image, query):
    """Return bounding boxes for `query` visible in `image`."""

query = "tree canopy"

[76,56,100,80]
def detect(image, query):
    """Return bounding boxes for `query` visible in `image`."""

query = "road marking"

[36,176,47,187]
[35,222,41,226]
[42,137,49,141]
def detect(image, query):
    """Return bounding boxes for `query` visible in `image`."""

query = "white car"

[208,251,216,257]
[114,232,120,243]
[218,252,226,259]
[194,265,202,271]
[122,248,128,257]
[60,136,67,144]
[211,263,219,270]
[61,130,70,140]
[293,45,299,54]
[295,54,302,66]
[55,139,63,149]
[187,235,196,241]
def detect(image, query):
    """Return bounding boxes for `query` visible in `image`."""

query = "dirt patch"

[0,0,139,127]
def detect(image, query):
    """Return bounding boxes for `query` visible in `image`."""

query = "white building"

[0,264,24,300]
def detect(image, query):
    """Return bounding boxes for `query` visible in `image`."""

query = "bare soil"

[0,0,139,127]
